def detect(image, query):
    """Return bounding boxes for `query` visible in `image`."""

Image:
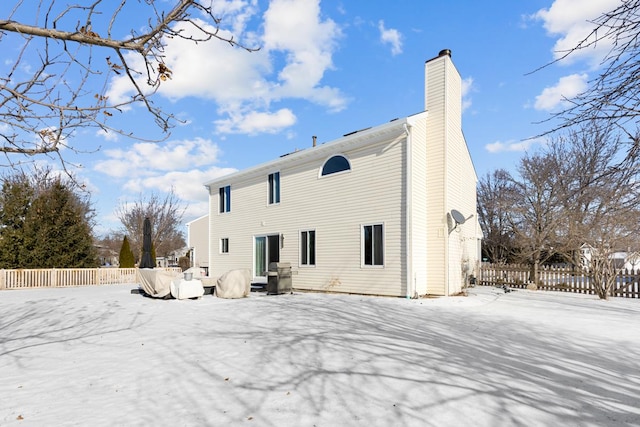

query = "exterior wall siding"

[444,57,479,295]
[424,57,448,295]
[186,215,209,268]
[208,127,409,297]
[423,52,479,296]
[408,113,429,296]
[200,52,481,298]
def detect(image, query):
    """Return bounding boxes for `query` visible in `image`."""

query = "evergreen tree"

[21,178,98,268]
[0,173,33,268]
[0,168,98,268]
[119,236,135,268]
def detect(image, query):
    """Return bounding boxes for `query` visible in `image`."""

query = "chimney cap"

[438,49,452,57]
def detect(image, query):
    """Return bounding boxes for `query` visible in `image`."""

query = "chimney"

[312,135,317,147]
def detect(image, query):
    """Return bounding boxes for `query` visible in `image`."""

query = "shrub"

[119,236,135,268]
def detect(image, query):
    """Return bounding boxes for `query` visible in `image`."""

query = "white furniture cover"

[170,278,205,300]
[215,269,251,299]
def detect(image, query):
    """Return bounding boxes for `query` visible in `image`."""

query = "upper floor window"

[268,172,280,204]
[219,185,231,213]
[321,155,351,176]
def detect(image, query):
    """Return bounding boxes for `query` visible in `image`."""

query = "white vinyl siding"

[423,53,479,296]
[424,56,448,296]
[207,125,407,296]
[186,215,209,269]
[203,52,480,297]
[408,114,428,296]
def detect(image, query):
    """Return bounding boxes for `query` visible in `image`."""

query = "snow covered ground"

[1,285,639,426]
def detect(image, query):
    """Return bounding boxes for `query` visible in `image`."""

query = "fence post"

[0,269,5,290]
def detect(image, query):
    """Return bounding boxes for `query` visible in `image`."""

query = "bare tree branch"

[534,0,640,137]
[0,0,259,168]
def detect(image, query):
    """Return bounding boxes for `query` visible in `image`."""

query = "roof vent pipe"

[312,135,317,147]
[438,49,451,57]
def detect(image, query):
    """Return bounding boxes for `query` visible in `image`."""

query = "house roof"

[203,111,427,188]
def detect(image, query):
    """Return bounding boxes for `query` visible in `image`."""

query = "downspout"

[204,184,212,277]
[404,123,414,299]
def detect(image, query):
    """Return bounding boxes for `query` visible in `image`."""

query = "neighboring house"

[581,244,640,271]
[186,214,209,273]
[95,245,118,267]
[198,50,482,297]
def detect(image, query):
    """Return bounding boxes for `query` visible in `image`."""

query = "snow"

[1,285,639,426]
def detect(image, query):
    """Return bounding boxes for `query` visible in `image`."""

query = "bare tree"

[507,123,640,298]
[0,0,257,169]
[115,189,186,262]
[508,150,566,283]
[558,126,640,299]
[477,169,516,264]
[536,0,640,135]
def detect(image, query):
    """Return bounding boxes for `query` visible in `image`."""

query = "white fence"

[0,267,182,290]
[480,263,640,299]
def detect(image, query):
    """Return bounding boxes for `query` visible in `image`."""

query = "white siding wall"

[424,52,479,296]
[408,113,428,296]
[443,57,479,295]
[186,215,209,268]
[202,52,478,298]
[424,56,448,295]
[208,127,408,297]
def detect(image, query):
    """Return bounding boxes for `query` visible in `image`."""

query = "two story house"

[200,49,481,297]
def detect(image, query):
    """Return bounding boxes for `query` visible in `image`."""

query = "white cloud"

[533,0,620,66]
[105,0,346,136]
[214,108,296,134]
[96,128,119,142]
[262,0,345,109]
[94,137,224,178]
[378,20,403,56]
[485,139,542,153]
[122,167,236,203]
[534,73,588,111]
[461,77,474,112]
[93,136,237,225]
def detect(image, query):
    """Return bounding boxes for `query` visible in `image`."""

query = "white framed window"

[268,172,280,204]
[300,230,316,266]
[320,154,351,177]
[219,185,231,213]
[362,224,384,266]
[220,238,229,254]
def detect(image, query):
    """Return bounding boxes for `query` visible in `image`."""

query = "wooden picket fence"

[0,267,182,290]
[480,263,640,299]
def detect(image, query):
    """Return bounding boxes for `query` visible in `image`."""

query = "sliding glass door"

[254,234,280,280]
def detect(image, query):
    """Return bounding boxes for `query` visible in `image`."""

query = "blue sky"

[2,0,623,236]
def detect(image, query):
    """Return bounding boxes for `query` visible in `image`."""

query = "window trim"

[219,185,231,213]
[319,154,351,178]
[220,238,229,254]
[300,229,316,267]
[361,223,384,267]
[268,171,280,205]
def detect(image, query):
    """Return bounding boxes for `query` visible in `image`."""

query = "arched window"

[321,155,351,176]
